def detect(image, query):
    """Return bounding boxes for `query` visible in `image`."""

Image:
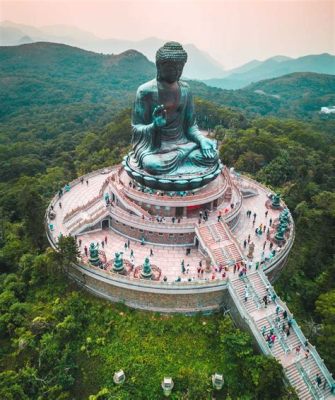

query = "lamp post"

[113,370,125,384]
[212,373,224,390]
[161,377,174,396]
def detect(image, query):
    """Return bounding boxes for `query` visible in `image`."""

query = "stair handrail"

[195,226,216,265]
[259,270,335,390]
[266,315,290,355]
[227,279,272,356]
[295,360,321,400]
[241,275,263,310]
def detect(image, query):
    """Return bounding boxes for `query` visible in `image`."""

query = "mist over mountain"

[0,21,226,79]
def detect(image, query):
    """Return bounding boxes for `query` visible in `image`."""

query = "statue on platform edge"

[129,41,219,178]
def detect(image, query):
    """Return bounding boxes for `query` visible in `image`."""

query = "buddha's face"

[157,61,184,83]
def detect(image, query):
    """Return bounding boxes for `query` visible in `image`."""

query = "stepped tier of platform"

[46,164,295,282]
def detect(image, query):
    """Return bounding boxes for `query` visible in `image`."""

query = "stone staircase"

[229,271,335,399]
[197,221,244,267]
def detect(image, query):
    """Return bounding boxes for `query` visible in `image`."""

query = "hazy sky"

[1,0,334,69]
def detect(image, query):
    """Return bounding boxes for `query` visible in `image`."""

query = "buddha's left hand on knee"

[199,137,217,159]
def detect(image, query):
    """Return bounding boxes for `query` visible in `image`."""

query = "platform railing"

[296,360,321,400]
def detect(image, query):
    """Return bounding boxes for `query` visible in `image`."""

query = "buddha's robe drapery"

[131,79,218,175]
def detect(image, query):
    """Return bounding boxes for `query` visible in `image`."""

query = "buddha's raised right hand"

[152,104,167,128]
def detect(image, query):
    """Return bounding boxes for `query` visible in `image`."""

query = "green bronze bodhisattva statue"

[124,41,221,191]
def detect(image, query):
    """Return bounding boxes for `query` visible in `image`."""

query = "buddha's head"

[156,42,187,83]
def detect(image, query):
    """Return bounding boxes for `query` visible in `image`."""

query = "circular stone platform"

[45,165,295,313]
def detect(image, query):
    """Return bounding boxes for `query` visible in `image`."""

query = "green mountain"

[1,42,334,143]
[203,53,335,89]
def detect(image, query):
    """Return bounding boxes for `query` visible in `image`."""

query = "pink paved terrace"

[46,165,335,399]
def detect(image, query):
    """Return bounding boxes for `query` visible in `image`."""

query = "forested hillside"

[0,42,334,399]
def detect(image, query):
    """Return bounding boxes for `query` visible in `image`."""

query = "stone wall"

[68,263,227,313]
[110,218,196,245]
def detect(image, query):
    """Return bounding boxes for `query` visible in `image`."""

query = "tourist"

[305,349,310,359]
[263,225,266,233]
[243,239,247,248]
[233,264,237,274]
[127,239,130,247]
[263,295,268,308]
[253,212,257,221]
[244,285,249,302]
[130,249,134,258]
[172,217,175,223]
[316,373,322,387]
[276,305,281,315]
[163,276,167,282]
[124,242,128,250]
[199,211,203,219]
[181,260,186,274]
[101,241,104,248]
[295,345,301,357]
[265,210,268,217]
[84,246,88,256]
[288,318,293,329]
[263,241,267,250]
[283,310,288,319]
[269,242,273,250]
[255,261,259,270]
[80,177,84,184]
[78,239,82,247]
[86,180,89,185]
[261,326,266,336]
[248,261,253,270]
[105,236,107,244]
[150,248,154,256]
[178,218,181,223]
[59,202,62,209]
[269,218,273,226]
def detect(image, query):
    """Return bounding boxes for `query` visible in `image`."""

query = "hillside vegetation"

[0,42,334,399]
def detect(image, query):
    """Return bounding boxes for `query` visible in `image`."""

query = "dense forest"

[0,42,334,399]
